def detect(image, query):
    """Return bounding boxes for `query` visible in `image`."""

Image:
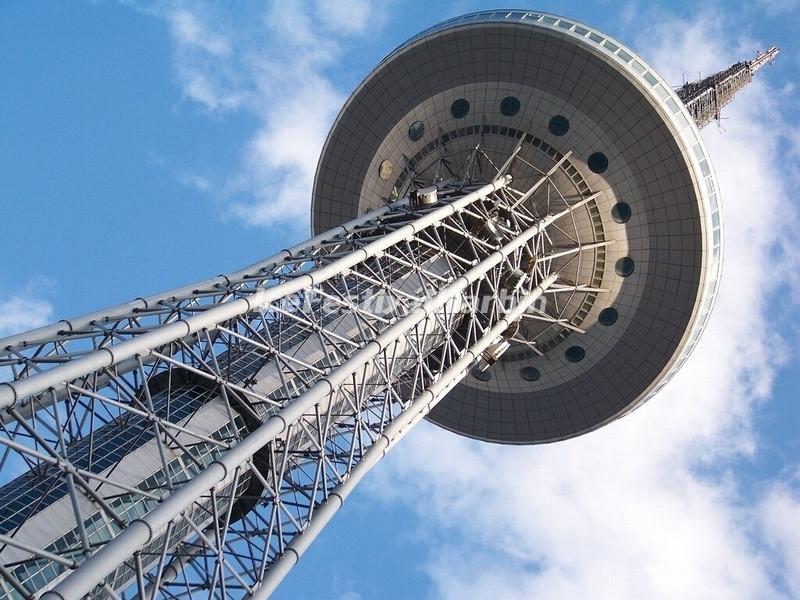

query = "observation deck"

[312,10,723,443]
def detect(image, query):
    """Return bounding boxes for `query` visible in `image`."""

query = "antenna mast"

[677,47,780,128]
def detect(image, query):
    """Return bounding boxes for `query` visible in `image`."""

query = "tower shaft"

[0,164,595,599]
[677,47,780,128]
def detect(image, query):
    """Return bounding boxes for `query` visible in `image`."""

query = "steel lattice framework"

[0,154,604,598]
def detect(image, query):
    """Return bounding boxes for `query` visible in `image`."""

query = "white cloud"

[168,8,231,57]
[161,6,249,113]
[365,11,800,600]
[760,477,800,596]
[139,0,386,230]
[753,0,800,16]
[0,289,53,339]
[0,284,53,383]
[313,0,387,35]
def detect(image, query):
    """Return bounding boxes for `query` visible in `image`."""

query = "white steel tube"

[0,199,407,354]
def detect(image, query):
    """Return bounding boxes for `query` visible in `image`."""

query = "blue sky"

[2,1,800,598]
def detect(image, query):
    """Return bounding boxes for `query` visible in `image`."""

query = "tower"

[0,10,777,599]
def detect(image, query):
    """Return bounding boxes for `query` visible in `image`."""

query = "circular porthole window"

[598,307,619,326]
[471,367,491,381]
[588,152,609,173]
[548,114,570,136]
[408,120,425,142]
[520,366,541,382]
[611,202,632,223]
[451,98,470,119]
[500,96,521,116]
[615,257,635,277]
[565,346,586,363]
